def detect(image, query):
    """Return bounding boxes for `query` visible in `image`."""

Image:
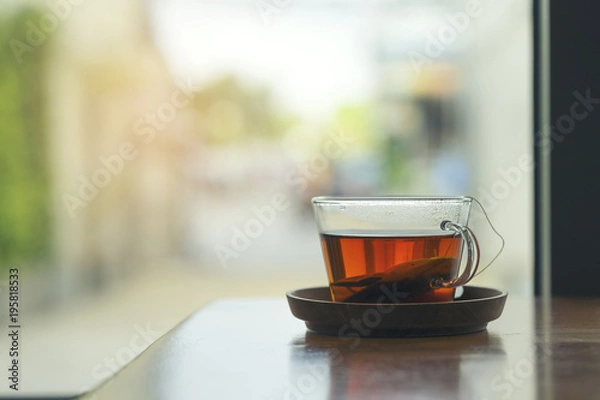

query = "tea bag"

[330,273,385,288]
[342,257,456,302]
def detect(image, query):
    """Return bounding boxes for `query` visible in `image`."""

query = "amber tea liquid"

[321,231,463,303]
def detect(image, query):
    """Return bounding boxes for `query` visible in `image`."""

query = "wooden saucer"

[286,286,507,337]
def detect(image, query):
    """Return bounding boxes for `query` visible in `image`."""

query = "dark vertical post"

[537,0,600,296]
[533,0,545,297]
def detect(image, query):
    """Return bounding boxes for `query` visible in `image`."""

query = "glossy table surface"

[80,292,600,400]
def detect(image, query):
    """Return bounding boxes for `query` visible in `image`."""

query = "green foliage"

[332,103,378,151]
[191,75,296,145]
[0,7,52,270]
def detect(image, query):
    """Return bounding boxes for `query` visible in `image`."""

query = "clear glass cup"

[312,196,480,303]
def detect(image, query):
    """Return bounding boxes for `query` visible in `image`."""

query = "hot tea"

[321,231,463,303]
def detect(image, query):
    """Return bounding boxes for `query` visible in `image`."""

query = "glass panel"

[0,0,531,394]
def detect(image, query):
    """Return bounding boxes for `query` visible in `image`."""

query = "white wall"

[466,0,533,294]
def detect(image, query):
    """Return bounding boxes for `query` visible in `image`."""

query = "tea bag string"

[470,196,505,277]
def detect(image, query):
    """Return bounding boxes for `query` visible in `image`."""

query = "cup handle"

[431,221,480,289]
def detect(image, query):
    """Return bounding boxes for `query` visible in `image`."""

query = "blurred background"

[0,0,531,394]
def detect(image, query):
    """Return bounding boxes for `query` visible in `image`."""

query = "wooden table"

[79,294,600,400]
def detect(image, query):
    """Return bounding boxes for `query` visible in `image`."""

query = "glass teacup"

[312,196,480,303]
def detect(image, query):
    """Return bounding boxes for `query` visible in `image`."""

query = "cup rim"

[312,195,473,204]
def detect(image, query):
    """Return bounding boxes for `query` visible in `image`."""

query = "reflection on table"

[79,295,600,400]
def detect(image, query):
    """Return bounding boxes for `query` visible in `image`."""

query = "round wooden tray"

[286,286,508,337]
